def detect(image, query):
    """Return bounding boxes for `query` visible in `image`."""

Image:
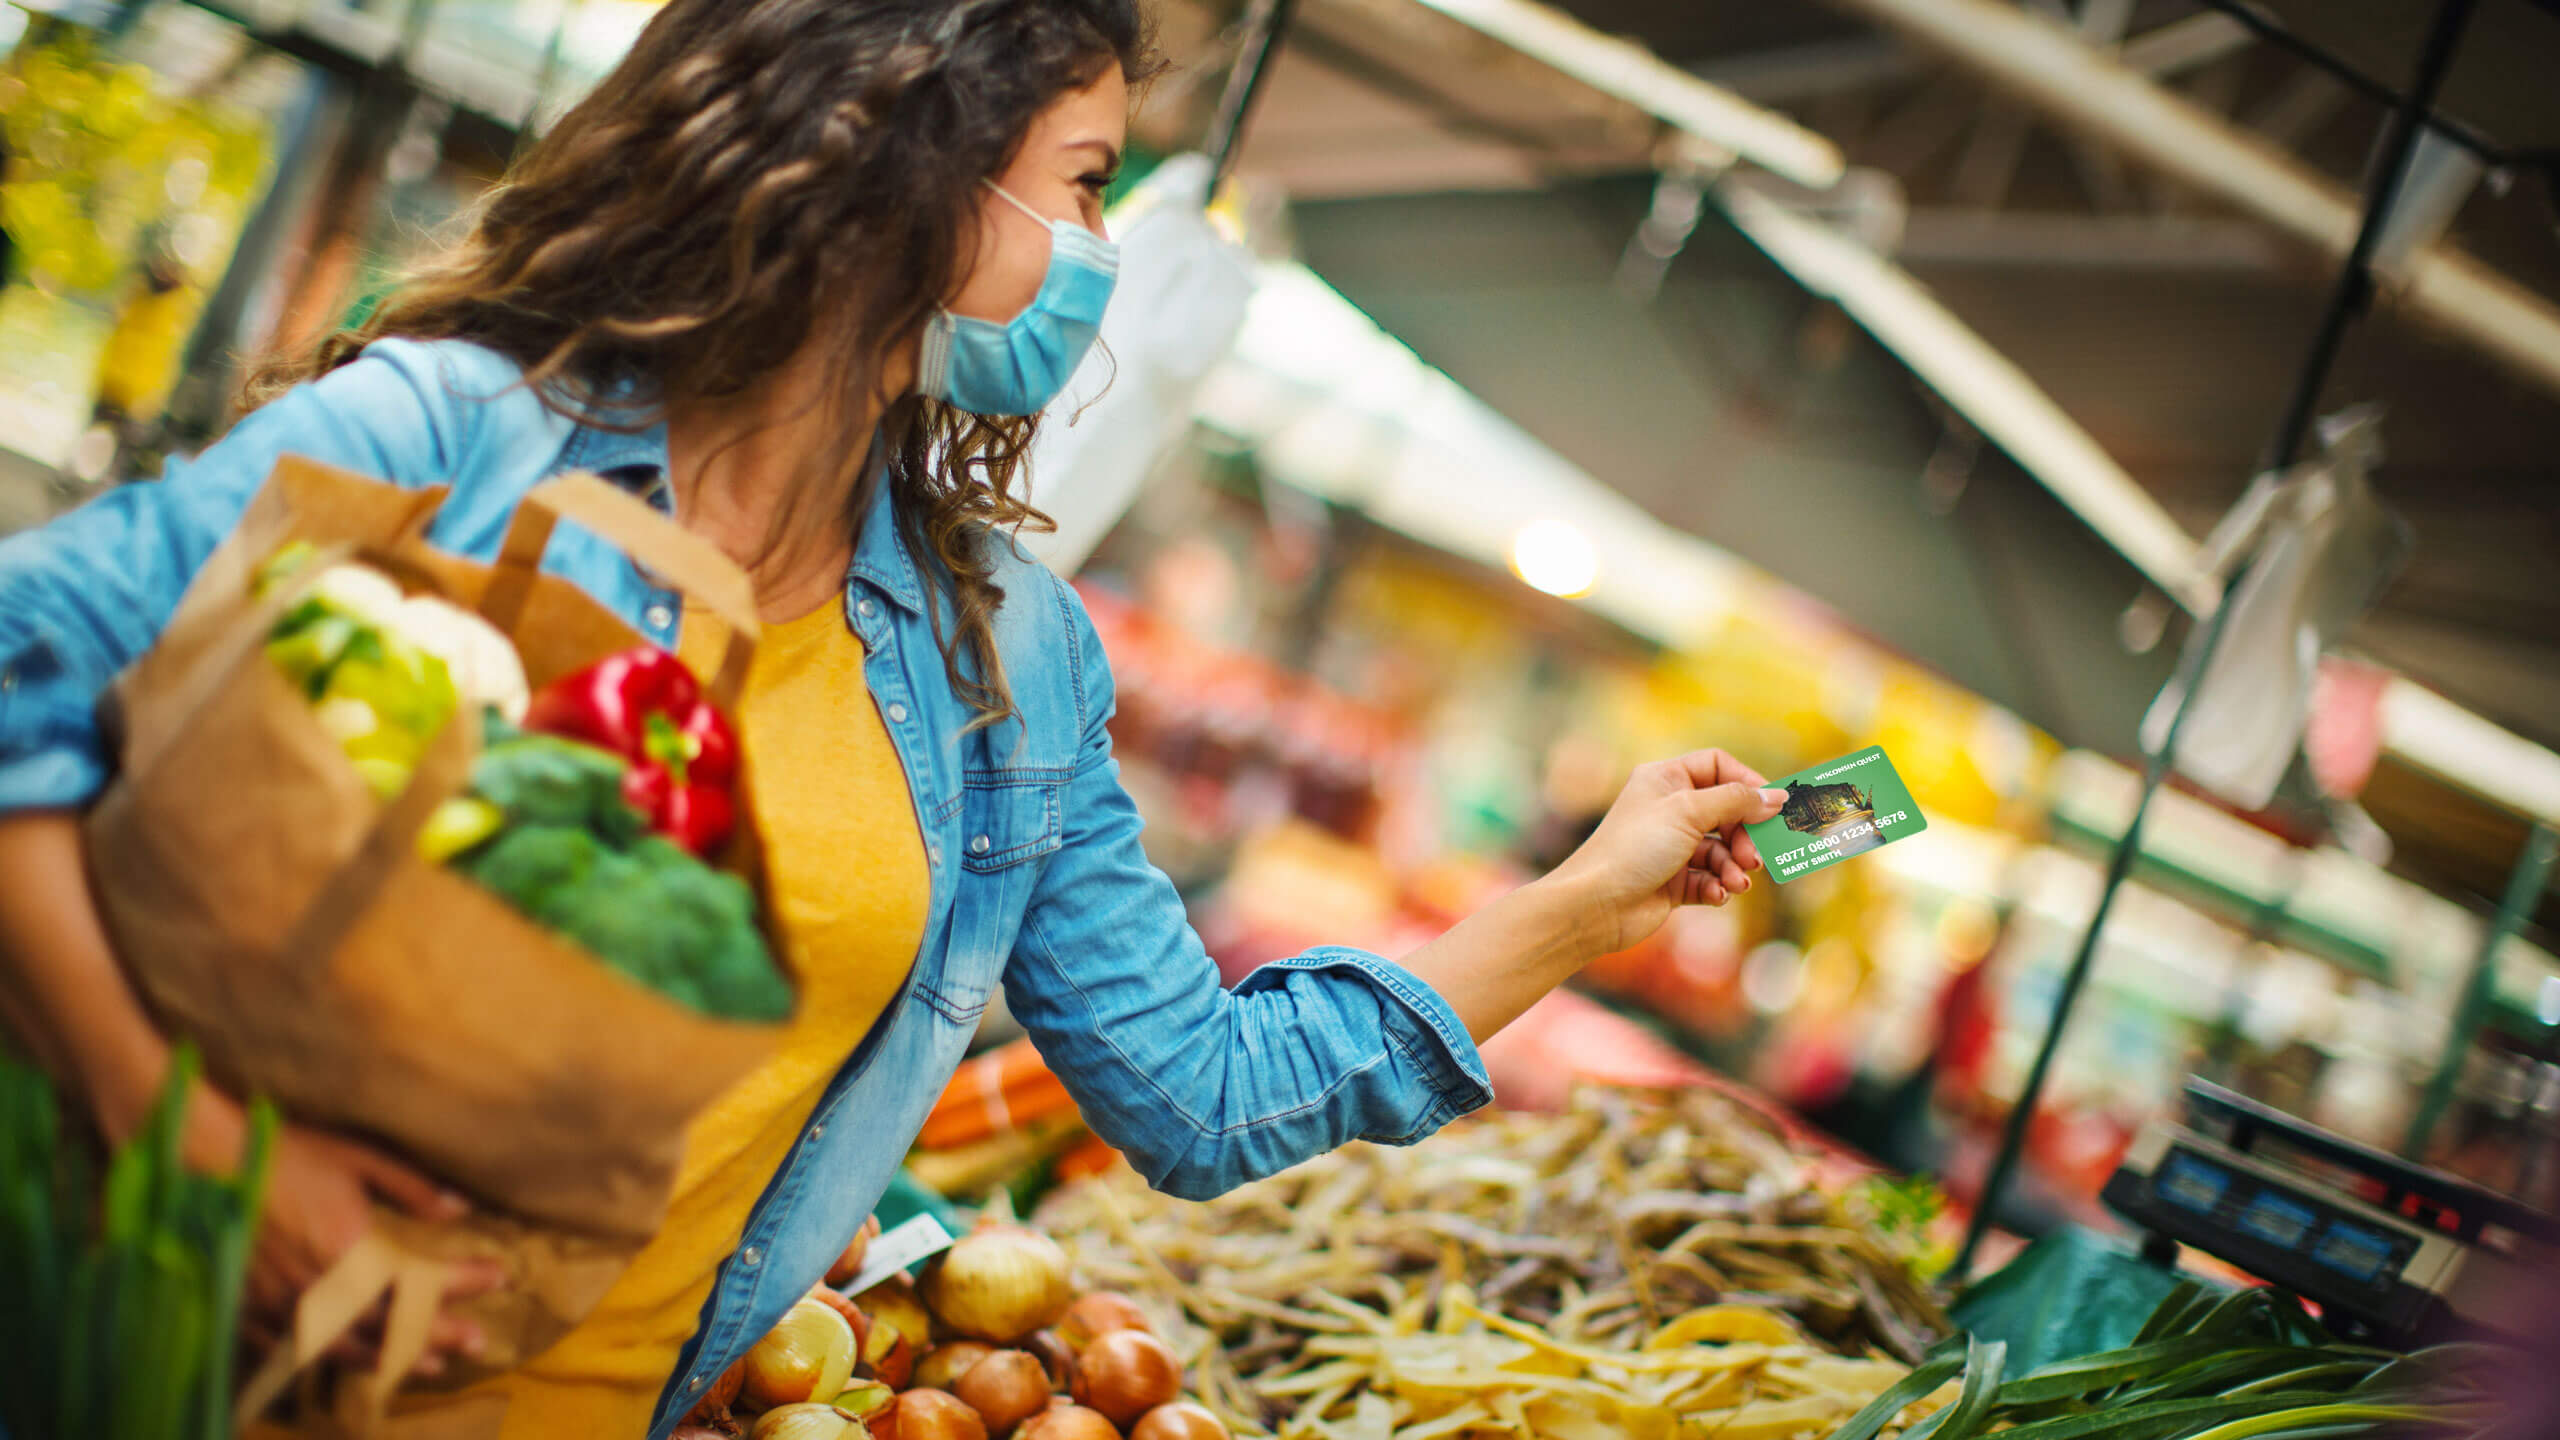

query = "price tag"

[836,1213,956,1296]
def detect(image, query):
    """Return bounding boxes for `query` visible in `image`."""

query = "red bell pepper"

[523,646,739,853]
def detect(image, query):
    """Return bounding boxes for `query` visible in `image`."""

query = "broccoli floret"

[469,735,642,845]
[627,839,792,1022]
[453,824,605,918]
[451,759,787,1022]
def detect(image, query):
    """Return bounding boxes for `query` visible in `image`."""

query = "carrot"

[1051,1133,1123,1182]
[921,1042,1080,1149]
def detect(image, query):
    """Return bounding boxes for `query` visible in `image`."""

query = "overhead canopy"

[1142,0,2560,929]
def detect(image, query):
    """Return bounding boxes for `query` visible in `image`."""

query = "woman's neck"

[665,357,882,624]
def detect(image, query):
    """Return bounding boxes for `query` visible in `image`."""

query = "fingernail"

[1760,787,1789,804]
[436,1189,469,1218]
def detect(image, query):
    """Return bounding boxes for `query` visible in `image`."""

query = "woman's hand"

[1549,748,1788,955]
[229,1103,505,1376]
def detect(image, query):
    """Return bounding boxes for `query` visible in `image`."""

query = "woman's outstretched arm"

[1001,577,1784,1200]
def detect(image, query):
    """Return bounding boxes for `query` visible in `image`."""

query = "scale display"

[2108,1080,2560,1345]
[2138,1143,2418,1299]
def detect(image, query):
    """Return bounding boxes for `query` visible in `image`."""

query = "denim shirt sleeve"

[1000,577,1492,1201]
[0,341,466,812]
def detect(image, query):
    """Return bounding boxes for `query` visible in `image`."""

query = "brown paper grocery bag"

[83,456,791,1434]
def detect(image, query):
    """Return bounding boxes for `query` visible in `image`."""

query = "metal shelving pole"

[1204,0,1300,184]
[1950,0,2484,1282]
[2405,825,2560,1158]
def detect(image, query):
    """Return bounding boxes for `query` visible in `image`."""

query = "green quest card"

[1745,745,1928,884]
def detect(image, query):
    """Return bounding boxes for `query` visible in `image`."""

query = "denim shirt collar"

[560,415,928,620]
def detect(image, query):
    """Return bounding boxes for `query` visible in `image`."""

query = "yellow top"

[486,600,929,1437]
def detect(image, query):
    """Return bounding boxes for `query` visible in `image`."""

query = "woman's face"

[944,65,1129,326]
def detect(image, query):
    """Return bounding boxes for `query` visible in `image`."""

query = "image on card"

[1744,745,1927,884]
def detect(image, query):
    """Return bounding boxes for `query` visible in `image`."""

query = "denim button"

[857,598,875,618]
[741,1246,762,1268]
[928,845,942,867]
[644,602,674,632]
[970,834,991,855]
[687,1374,703,1392]
[887,702,909,724]
[808,1122,825,1140]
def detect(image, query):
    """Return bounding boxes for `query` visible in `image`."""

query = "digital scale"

[2105,1079,2558,1344]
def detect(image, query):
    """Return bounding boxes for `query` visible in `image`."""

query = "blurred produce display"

[0,4,292,463]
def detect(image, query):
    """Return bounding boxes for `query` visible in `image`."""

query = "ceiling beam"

[2116,12,2253,76]
[1406,0,1846,188]
[1686,37,1922,106]
[1817,0,2560,402]
[1897,209,2294,270]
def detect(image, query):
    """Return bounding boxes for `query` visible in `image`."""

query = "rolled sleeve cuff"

[1244,944,1495,1131]
[0,741,109,813]
[0,642,112,813]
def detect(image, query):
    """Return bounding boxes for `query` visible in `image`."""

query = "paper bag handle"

[479,473,762,710]
[236,1227,453,1434]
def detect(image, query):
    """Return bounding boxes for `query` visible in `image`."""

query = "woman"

[0,1,1786,1434]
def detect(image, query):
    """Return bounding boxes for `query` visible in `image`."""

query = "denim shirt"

[0,338,1491,1436]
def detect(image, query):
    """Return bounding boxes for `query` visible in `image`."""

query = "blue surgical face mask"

[918,181,1118,416]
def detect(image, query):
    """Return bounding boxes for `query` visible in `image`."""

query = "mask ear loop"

[980,177,1058,229]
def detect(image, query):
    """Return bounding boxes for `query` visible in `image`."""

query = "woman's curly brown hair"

[252,0,1160,726]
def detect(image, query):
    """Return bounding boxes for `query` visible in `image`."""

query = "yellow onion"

[1056,1294,1150,1354]
[916,1341,999,1392]
[954,1351,1049,1437]
[1129,1403,1228,1440]
[1022,1330,1077,1391]
[751,1403,868,1440]
[1017,1406,1120,1440]
[809,1284,873,1352]
[828,1214,885,1287]
[1071,1331,1179,1430]
[833,1382,897,1421]
[868,1334,915,1391]
[747,1297,859,1411]
[922,1226,1073,1343]
[858,1273,936,1353]
[895,1388,992,1440]
[683,1358,747,1424]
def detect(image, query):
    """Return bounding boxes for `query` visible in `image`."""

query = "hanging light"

[1510,518,1597,598]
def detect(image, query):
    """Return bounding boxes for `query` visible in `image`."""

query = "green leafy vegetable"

[0,1045,274,1440]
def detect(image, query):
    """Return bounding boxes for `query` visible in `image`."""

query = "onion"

[751,1403,868,1440]
[869,1334,915,1391]
[833,1382,897,1421]
[1016,1405,1121,1440]
[916,1341,999,1392]
[1128,1403,1228,1440]
[954,1350,1050,1437]
[1022,1330,1077,1391]
[684,1358,746,1423]
[858,1273,936,1354]
[922,1226,1073,1343]
[1070,1332,1179,1430]
[894,1388,990,1440]
[1056,1293,1150,1354]
[828,1214,885,1287]
[747,1297,859,1410]
[809,1285,873,1352]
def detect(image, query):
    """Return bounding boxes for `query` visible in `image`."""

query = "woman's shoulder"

[277,336,581,491]
[324,336,555,443]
